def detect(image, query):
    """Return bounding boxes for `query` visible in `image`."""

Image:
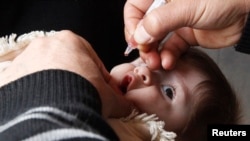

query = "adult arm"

[0,70,118,141]
[0,30,131,140]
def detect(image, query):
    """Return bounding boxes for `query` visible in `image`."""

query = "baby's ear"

[131,58,147,67]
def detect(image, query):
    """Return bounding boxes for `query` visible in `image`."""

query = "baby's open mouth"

[120,75,132,94]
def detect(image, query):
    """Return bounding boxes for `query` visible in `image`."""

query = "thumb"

[133,0,193,45]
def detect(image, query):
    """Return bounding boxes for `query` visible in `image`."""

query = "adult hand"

[0,30,131,118]
[124,0,250,70]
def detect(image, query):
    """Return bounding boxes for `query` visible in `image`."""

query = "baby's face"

[110,58,207,132]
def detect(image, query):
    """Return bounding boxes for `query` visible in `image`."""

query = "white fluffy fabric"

[0,31,56,71]
[107,109,177,141]
[0,30,56,56]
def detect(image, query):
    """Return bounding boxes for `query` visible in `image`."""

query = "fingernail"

[134,25,152,44]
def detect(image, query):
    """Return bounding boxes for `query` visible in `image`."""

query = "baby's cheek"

[125,87,162,111]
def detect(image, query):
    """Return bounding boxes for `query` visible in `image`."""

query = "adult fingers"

[140,28,194,70]
[132,0,200,48]
[124,0,154,43]
[139,46,161,70]
[160,30,191,70]
[77,35,111,83]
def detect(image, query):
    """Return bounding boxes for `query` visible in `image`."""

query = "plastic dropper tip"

[124,45,134,56]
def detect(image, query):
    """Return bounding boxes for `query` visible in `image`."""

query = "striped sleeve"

[0,70,119,141]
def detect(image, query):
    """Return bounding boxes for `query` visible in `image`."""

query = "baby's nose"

[133,66,151,85]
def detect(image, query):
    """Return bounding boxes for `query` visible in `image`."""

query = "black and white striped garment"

[0,70,119,141]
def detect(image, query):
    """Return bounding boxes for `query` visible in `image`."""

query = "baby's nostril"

[142,75,146,81]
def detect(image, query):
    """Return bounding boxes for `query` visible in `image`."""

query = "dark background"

[0,0,138,71]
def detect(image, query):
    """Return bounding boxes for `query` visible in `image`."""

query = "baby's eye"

[161,85,175,100]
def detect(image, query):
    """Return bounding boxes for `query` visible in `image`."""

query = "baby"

[108,43,241,141]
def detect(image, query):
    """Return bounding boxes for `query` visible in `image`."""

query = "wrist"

[235,13,250,54]
[244,0,250,13]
